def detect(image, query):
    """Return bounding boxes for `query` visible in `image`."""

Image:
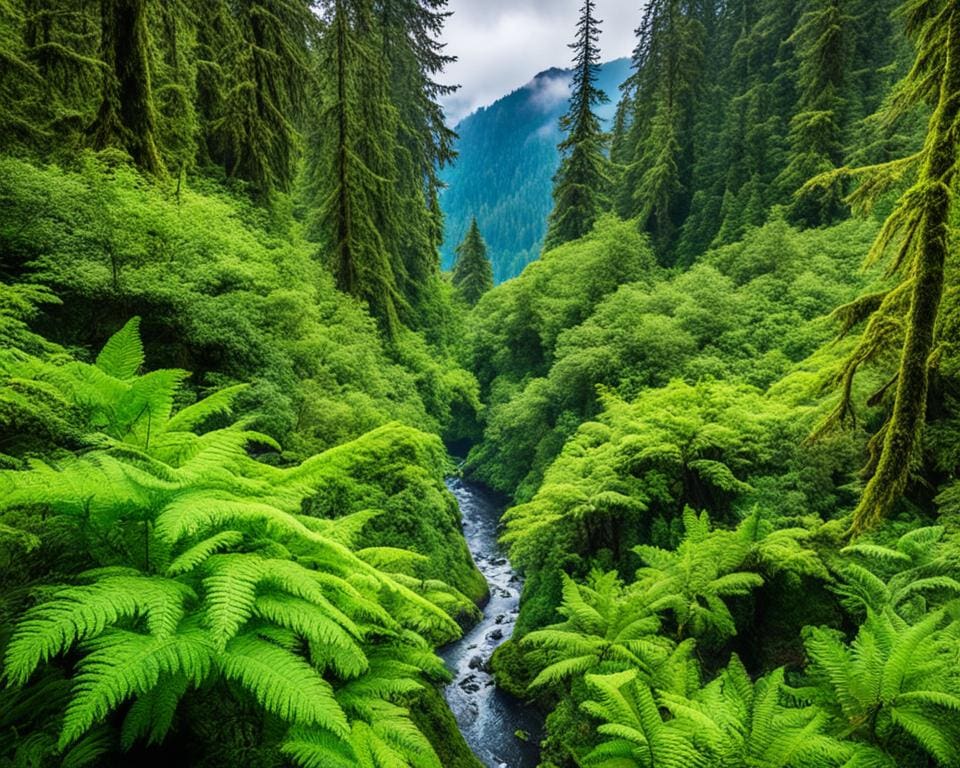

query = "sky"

[440,1,640,124]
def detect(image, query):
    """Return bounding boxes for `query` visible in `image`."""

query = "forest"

[0,0,958,767]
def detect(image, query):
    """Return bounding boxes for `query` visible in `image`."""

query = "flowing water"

[440,478,542,768]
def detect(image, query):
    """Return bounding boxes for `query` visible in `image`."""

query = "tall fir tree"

[615,0,708,260]
[89,0,164,174]
[213,0,315,198]
[777,0,853,225]
[21,0,100,145]
[377,0,458,320]
[308,0,404,333]
[544,0,610,251]
[452,217,493,306]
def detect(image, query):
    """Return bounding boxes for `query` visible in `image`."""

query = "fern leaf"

[59,627,213,747]
[220,633,348,736]
[4,577,192,685]
[282,725,357,768]
[167,530,245,576]
[165,384,249,433]
[120,673,189,748]
[201,554,262,650]
[95,318,144,380]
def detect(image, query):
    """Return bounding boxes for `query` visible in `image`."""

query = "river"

[440,478,542,768]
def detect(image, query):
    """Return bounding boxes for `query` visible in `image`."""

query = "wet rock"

[468,655,485,670]
[487,628,503,641]
[458,675,482,693]
[495,614,505,624]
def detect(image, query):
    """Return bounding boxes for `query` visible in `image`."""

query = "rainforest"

[1,0,959,766]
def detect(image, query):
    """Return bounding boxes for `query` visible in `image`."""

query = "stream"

[440,478,542,768]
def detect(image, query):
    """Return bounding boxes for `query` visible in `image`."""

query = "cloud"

[439,0,640,124]
[526,73,573,112]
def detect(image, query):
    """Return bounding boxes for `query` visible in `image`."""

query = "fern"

[524,571,670,691]
[803,607,960,764]
[0,319,464,765]
[94,318,144,381]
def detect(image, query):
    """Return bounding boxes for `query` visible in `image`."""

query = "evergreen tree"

[152,0,198,175]
[21,0,101,144]
[377,0,458,319]
[777,0,852,225]
[452,217,493,306]
[308,0,404,333]
[544,0,610,251]
[615,0,708,259]
[89,0,164,174]
[213,0,315,198]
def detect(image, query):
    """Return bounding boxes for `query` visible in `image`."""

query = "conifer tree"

[0,1,42,145]
[778,0,852,225]
[213,0,315,198]
[376,0,458,318]
[21,0,101,142]
[452,218,493,306]
[615,0,707,259]
[544,0,610,251]
[813,0,960,532]
[308,0,404,333]
[89,0,164,174]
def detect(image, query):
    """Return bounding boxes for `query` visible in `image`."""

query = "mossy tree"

[378,0,458,318]
[615,0,708,260]
[778,0,853,225]
[812,0,960,533]
[89,0,164,174]
[308,0,404,334]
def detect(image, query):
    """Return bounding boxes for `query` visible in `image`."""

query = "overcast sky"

[440,1,641,124]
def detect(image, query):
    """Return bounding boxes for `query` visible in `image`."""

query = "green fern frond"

[167,530,245,576]
[220,632,348,736]
[165,384,249,433]
[4,576,193,685]
[94,318,144,381]
[60,627,213,747]
[120,673,189,748]
[282,725,357,768]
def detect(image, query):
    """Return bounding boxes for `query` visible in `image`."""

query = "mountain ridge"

[439,58,631,283]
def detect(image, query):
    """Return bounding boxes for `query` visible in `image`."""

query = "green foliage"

[544,0,611,250]
[451,219,493,307]
[467,216,874,502]
[0,320,466,767]
[803,606,960,765]
[0,155,478,458]
[809,0,960,532]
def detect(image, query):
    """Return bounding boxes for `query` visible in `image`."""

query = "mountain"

[439,58,632,284]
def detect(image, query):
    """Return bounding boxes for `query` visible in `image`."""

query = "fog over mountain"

[440,58,631,283]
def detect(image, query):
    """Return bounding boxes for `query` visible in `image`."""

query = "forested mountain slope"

[438,58,631,282]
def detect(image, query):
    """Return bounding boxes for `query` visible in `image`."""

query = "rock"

[458,674,481,693]
[487,628,503,641]
[468,655,485,670]
[495,614,505,624]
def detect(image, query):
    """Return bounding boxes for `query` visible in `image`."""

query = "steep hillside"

[439,58,631,283]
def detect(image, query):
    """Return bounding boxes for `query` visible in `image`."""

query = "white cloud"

[526,72,573,112]
[440,0,640,124]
